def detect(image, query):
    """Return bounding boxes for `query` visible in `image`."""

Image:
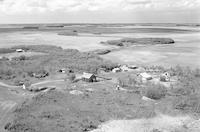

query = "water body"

[0,25,199,68]
[102,31,200,68]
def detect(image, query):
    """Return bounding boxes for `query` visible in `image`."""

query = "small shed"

[112,68,121,73]
[82,72,97,82]
[16,49,24,53]
[58,68,66,73]
[120,65,129,72]
[128,65,138,69]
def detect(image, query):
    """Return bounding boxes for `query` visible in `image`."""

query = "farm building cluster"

[112,64,171,82]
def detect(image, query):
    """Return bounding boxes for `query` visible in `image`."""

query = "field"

[0,23,200,132]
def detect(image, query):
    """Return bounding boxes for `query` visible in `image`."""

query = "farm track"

[0,80,64,88]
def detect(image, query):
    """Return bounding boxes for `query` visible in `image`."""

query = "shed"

[58,68,66,73]
[112,68,121,73]
[139,72,152,80]
[120,65,129,72]
[128,65,138,69]
[16,49,24,53]
[82,72,97,82]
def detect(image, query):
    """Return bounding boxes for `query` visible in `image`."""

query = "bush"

[173,94,200,113]
[194,68,200,77]
[0,56,9,61]
[12,55,28,61]
[66,73,76,82]
[0,67,16,80]
[14,78,31,86]
[144,83,166,100]
[171,87,192,96]
[117,75,139,88]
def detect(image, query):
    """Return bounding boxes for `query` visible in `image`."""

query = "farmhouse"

[160,72,170,82]
[82,72,97,82]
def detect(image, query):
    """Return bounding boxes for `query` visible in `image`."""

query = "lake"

[0,25,199,68]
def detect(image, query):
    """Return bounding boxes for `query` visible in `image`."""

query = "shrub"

[171,87,192,96]
[117,75,139,88]
[144,83,166,100]
[194,68,200,77]
[12,55,28,61]
[173,94,200,113]
[66,73,76,82]
[0,56,9,61]
[13,78,31,86]
[0,67,16,80]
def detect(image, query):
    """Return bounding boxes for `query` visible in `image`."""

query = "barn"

[82,72,97,82]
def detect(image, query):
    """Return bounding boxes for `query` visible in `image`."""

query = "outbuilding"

[112,68,121,73]
[120,65,129,72]
[16,49,24,53]
[58,68,66,73]
[82,72,97,82]
[160,72,170,82]
[58,68,73,74]
[128,65,138,69]
[139,72,153,80]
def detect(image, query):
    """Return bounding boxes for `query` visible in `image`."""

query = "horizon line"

[0,22,200,25]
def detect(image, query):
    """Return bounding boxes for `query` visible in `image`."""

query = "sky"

[0,0,199,24]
